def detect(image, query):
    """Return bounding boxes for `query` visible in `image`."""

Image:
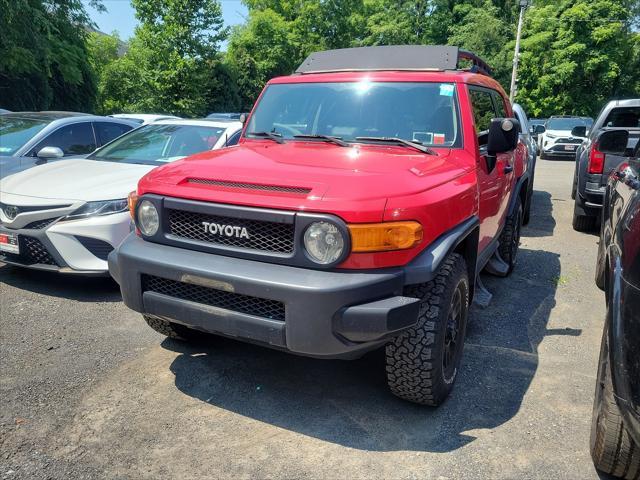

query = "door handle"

[504,164,514,174]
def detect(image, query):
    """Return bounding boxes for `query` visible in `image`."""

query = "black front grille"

[167,209,295,254]
[556,138,583,144]
[75,236,113,261]
[2,236,58,266]
[24,217,58,230]
[142,275,285,321]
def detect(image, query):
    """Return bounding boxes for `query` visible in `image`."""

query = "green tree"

[0,0,99,111]
[98,0,231,116]
[515,0,640,116]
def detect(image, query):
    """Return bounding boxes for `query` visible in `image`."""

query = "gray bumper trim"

[110,234,411,358]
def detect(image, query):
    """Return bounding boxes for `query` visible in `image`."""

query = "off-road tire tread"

[144,314,193,341]
[498,197,522,274]
[385,253,468,406]
[591,354,640,479]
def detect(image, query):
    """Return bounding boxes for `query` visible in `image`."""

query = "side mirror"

[487,118,520,155]
[36,146,64,159]
[534,125,546,134]
[571,126,587,138]
[597,130,629,156]
[239,113,247,125]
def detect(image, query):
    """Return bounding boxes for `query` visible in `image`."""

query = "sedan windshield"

[247,82,462,147]
[89,124,226,165]
[0,117,50,156]
[546,117,592,131]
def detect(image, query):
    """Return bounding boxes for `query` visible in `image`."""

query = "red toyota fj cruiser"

[109,46,530,406]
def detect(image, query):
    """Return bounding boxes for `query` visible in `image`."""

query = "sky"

[83,0,248,41]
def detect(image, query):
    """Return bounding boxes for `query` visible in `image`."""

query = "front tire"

[498,196,522,275]
[385,253,469,406]
[143,314,199,341]
[590,328,640,479]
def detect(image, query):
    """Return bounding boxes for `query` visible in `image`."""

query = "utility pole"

[509,0,532,103]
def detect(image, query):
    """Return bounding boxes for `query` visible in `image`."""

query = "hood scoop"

[187,178,312,196]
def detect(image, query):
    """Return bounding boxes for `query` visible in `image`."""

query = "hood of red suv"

[138,141,469,222]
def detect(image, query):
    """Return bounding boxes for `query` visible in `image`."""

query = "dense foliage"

[0,0,100,111]
[1,0,638,117]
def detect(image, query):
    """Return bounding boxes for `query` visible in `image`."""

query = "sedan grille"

[167,209,295,254]
[142,275,285,321]
[2,236,58,266]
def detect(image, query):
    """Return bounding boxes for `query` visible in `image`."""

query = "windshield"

[89,124,227,165]
[545,117,592,131]
[0,117,50,156]
[247,82,462,147]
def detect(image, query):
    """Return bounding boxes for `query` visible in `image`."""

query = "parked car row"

[7,44,637,479]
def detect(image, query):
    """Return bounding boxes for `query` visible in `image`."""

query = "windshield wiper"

[293,134,349,147]
[246,131,285,144]
[355,136,437,155]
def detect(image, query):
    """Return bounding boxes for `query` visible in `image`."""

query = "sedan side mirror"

[36,146,64,159]
[239,113,247,125]
[534,125,546,134]
[571,126,587,138]
[487,118,520,155]
[597,130,630,156]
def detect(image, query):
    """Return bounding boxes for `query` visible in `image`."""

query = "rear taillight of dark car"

[588,143,606,174]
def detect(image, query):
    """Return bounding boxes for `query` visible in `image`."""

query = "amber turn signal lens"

[348,221,423,252]
[127,190,139,220]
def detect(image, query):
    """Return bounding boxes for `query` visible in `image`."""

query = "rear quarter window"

[604,107,640,128]
[95,122,134,146]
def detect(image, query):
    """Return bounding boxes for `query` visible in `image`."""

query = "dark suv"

[591,129,640,478]
[572,99,640,231]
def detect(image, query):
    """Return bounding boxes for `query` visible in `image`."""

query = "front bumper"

[0,212,130,274]
[109,234,422,358]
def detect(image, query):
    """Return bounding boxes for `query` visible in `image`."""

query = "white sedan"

[0,119,243,274]
[108,113,181,125]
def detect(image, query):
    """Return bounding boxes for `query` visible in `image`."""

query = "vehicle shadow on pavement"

[0,264,121,302]
[524,190,556,237]
[163,247,571,453]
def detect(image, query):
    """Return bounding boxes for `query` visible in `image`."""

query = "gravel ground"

[1,159,609,479]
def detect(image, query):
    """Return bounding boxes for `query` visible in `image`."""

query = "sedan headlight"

[136,199,159,236]
[63,199,128,220]
[303,221,345,264]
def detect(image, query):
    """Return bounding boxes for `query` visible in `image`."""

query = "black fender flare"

[508,173,530,217]
[404,216,480,300]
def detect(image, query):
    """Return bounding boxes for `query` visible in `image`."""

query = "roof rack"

[295,45,493,77]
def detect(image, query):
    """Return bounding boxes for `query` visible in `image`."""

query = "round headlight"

[303,221,344,264]
[137,200,159,236]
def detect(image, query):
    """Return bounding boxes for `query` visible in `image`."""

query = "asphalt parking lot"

[1,159,609,479]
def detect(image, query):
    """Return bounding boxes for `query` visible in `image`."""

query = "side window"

[94,122,134,146]
[492,93,508,118]
[469,89,497,146]
[32,122,96,156]
[225,130,242,147]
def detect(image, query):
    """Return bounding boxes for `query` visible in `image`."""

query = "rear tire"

[143,314,198,341]
[385,253,469,406]
[573,200,596,232]
[498,196,522,275]
[590,328,640,479]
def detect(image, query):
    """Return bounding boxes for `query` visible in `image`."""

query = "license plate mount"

[0,232,19,254]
